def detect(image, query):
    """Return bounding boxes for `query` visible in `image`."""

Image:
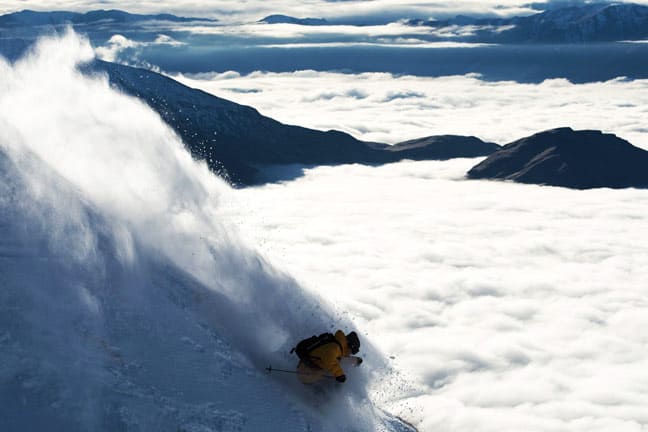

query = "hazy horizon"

[3,0,648,23]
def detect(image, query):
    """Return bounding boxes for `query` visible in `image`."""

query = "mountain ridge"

[407,3,648,43]
[258,15,329,25]
[0,9,216,26]
[467,127,648,189]
[85,60,498,185]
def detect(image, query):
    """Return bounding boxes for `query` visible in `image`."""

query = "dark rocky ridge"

[85,60,498,185]
[389,135,499,160]
[259,15,329,26]
[0,9,215,26]
[467,127,648,189]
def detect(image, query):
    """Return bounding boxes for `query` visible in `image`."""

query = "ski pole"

[265,365,335,379]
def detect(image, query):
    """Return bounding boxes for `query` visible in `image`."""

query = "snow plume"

[0,31,399,431]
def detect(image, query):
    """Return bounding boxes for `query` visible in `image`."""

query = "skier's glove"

[336,375,347,383]
[355,357,363,366]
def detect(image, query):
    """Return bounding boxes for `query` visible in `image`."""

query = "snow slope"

[0,31,413,431]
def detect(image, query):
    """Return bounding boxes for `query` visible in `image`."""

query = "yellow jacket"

[308,330,351,378]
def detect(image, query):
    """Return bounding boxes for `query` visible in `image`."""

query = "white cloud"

[0,0,534,21]
[429,24,516,38]
[252,24,493,46]
[153,34,185,45]
[94,33,184,62]
[94,34,141,61]
[256,40,491,48]
[223,159,648,431]
[168,21,438,39]
[173,70,648,150]
[5,0,648,24]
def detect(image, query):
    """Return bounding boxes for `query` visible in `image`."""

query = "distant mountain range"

[407,3,648,43]
[0,9,215,26]
[3,4,648,44]
[258,15,329,26]
[84,61,498,185]
[467,127,648,189]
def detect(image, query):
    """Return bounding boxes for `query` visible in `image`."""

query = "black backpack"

[291,332,342,364]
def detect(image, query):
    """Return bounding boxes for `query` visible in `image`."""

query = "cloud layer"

[174,70,648,149]
[4,0,648,23]
[224,159,648,431]
[0,0,538,22]
[94,33,184,62]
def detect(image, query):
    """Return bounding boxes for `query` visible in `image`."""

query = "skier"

[292,330,362,384]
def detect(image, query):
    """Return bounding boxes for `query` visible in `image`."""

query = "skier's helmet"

[346,331,360,354]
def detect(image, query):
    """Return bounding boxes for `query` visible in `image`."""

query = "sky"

[2,0,648,23]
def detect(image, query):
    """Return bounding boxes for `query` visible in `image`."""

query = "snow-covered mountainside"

[0,31,413,432]
[500,3,648,43]
[409,3,648,43]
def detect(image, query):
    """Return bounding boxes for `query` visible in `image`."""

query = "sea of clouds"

[0,0,542,23]
[174,70,648,150]
[224,159,648,431]
[3,0,648,23]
